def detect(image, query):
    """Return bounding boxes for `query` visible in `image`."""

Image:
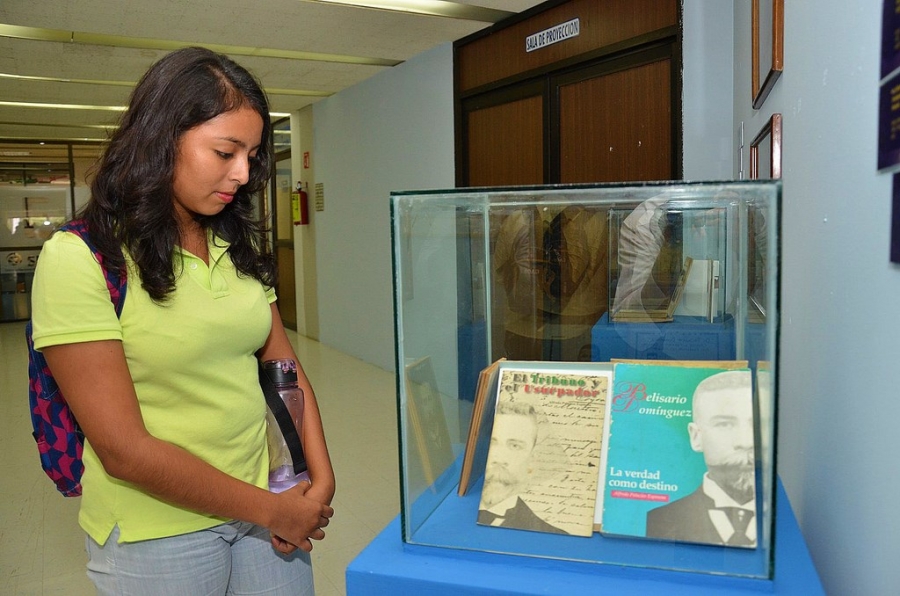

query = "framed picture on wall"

[880,2,900,172]
[750,114,782,180]
[752,0,784,109]
[882,0,900,79]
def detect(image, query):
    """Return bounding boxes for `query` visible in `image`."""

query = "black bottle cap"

[261,359,298,385]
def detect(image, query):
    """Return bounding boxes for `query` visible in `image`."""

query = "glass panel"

[391,181,780,579]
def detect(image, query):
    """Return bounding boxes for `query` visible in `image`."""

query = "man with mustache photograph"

[477,401,568,535]
[645,370,757,547]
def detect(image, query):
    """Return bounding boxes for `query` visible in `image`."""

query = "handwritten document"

[492,369,608,536]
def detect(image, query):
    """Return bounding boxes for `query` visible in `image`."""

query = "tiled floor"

[0,321,400,595]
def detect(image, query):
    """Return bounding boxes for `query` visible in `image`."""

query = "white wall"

[732,1,900,594]
[312,44,456,371]
[291,107,319,340]
[682,0,734,181]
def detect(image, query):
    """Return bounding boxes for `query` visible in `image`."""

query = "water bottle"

[261,359,310,493]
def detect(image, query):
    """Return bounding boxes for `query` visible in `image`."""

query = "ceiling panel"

[0,1,523,58]
[0,78,132,105]
[0,0,544,142]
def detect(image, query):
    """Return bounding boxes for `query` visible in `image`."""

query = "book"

[457,358,505,497]
[405,357,454,487]
[593,359,746,531]
[592,367,616,532]
[755,361,774,548]
[600,362,757,548]
[476,362,611,537]
[611,359,748,369]
[673,258,720,322]
[612,257,693,323]
[748,294,766,323]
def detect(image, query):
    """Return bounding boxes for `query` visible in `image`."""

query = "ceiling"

[0,0,544,153]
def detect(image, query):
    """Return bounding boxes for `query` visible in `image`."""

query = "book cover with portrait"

[476,362,611,537]
[600,362,758,548]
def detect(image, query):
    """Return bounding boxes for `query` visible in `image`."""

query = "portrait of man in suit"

[477,401,568,535]
[645,370,757,547]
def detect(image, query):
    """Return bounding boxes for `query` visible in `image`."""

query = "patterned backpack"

[26,220,127,497]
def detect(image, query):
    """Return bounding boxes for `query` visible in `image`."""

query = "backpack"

[26,220,127,497]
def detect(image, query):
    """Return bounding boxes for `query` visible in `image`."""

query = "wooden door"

[556,56,675,183]
[272,153,297,330]
[461,82,545,187]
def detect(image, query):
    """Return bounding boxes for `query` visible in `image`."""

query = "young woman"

[31,47,334,595]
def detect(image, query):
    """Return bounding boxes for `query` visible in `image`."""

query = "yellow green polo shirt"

[31,230,276,544]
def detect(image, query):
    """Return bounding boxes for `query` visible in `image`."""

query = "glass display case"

[608,200,727,323]
[390,181,779,579]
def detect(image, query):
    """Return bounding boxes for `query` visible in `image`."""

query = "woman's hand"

[269,480,334,553]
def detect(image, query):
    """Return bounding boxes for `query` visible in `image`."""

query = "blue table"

[346,480,823,595]
[591,313,768,365]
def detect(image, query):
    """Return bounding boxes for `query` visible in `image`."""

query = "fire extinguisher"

[292,181,309,226]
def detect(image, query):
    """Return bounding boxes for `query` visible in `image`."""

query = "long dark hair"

[82,46,276,301]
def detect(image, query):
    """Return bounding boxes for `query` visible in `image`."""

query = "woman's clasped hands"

[269,480,334,554]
